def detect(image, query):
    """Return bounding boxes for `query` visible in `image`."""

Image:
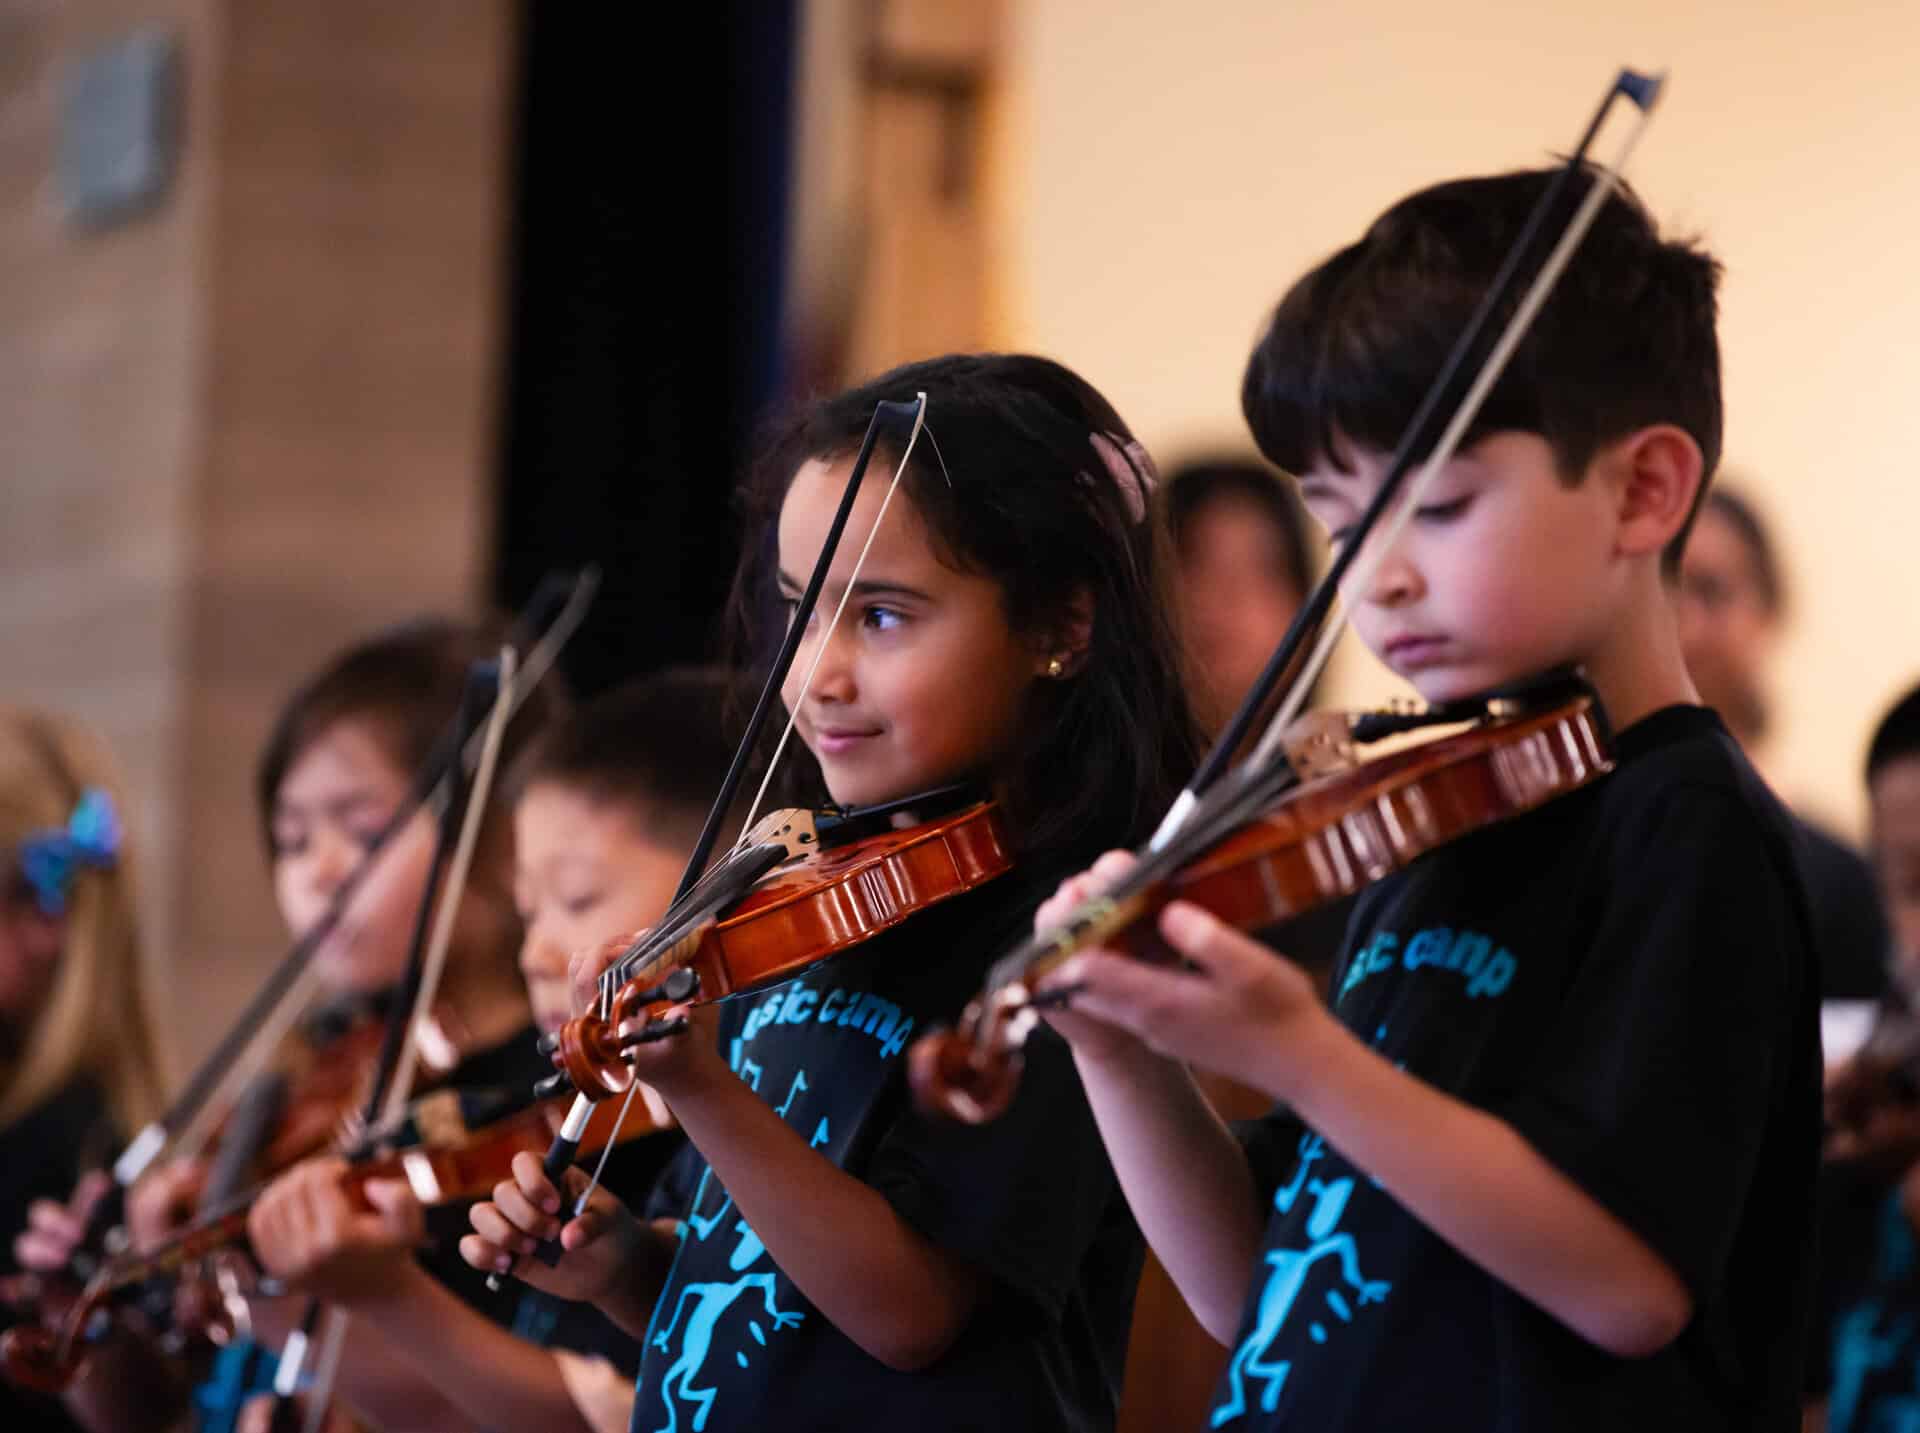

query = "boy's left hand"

[617,1000,728,1100]
[1039,900,1334,1100]
[247,1157,424,1306]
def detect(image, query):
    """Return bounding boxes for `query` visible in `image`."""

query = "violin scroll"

[906,1025,1022,1126]
[909,688,1614,1124]
[0,1323,80,1393]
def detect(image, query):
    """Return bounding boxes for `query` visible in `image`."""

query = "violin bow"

[274,648,520,1433]
[82,569,597,1266]
[493,395,929,1291]
[970,69,1669,1033]
[1149,68,1666,854]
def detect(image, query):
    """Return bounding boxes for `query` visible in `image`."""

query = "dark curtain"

[493,4,798,697]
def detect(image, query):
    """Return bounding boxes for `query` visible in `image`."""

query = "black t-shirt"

[1796,816,1890,1001]
[0,1077,116,1433]
[1823,1180,1920,1430]
[627,864,1139,1433]
[513,1133,675,1371]
[1214,705,1822,1431]
[415,1022,684,1358]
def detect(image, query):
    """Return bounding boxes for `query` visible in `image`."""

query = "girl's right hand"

[127,1158,207,1254]
[14,1170,111,1273]
[1033,851,1154,1063]
[461,1151,641,1304]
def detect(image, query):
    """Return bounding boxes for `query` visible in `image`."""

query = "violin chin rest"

[906,1029,1021,1126]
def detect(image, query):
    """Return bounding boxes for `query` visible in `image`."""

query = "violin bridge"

[1280,711,1358,781]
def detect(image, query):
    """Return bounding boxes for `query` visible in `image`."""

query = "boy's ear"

[1607,424,1705,560]
[1035,586,1096,677]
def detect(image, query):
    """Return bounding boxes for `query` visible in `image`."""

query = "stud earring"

[1046,657,1066,678]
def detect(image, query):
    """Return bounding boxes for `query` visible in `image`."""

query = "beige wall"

[0,0,512,1074]
[0,0,212,1075]
[997,0,1919,840]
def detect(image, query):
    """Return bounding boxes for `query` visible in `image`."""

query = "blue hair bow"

[18,787,121,917]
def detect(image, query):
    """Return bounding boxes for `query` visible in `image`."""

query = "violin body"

[252,1006,391,1174]
[553,801,1014,1100]
[909,694,1613,1123]
[0,1092,657,1393]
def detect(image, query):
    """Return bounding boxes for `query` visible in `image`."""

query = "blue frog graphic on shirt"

[643,1061,828,1433]
[647,1217,805,1432]
[1210,1133,1393,1427]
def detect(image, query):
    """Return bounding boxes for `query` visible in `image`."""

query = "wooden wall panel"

[0,0,515,1074]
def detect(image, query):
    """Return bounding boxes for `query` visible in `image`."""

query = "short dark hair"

[509,668,740,849]
[256,617,567,862]
[730,353,1202,866]
[1242,166,1723,569]
[1161,456,1318,597]
[1868,683,1920,784]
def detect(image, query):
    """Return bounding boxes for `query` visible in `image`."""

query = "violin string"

[596,400,926,1008]
[989,76,1666,1030]
[120,573,594,1192]
[1245,90,1660,773]
[299,1309,349,1433]
[284,648,520,1427]
[607,843,746,989]
[572,1080,641,1214]
[1144,77,1659,861]
[167,961,326,1167]
[920,418,954,488]
[738,395,928,838]
[572,398,929,1219]
[381,646,519,1121]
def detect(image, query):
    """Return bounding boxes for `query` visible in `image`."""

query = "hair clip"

[18,787,121,917]
[1088,431,1159,525]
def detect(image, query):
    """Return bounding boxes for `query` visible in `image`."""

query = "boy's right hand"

[461,1151,642,1304]
[569,929,650,1017]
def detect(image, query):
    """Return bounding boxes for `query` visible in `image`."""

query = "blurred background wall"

[994,0,1920,840]
[1,0,1913,1071]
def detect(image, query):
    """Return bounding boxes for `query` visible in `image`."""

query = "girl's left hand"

[247,1157,424,1306]
[1037,900,1333,1101]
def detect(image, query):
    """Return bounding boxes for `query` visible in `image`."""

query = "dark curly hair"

[729,353,1202,868]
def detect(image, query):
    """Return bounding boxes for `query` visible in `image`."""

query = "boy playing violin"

[1039,168,1821,1430]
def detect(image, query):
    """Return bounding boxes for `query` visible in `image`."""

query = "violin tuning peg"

[535,1032,559,1057]
[533,1071,573,1099]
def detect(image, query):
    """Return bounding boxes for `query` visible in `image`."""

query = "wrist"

[595,1223,673,1332]
[317,1249,431,1316]
[1252,1003,1350,1105]
[648,1046,742,1106]
[1069,1031,1178,1088]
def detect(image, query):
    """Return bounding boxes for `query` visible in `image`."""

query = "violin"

[547,794,1013,1103]
[902,72,1665,1128]
[243,998,394,1178]
[0,1090,657,1393]
[907,681,1613,1124]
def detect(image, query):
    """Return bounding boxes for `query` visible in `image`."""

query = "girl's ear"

[1607,424,1704,559]
[1035,587,1096,678]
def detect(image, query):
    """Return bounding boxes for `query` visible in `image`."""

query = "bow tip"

[1616,68,1666,111]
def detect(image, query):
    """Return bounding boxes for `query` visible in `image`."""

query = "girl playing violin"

[465,353,1201,1433]
[16,619,559,1432]
[239,670,736,1433]
[2,709,164,1433]
[1032,169,1821,1430]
